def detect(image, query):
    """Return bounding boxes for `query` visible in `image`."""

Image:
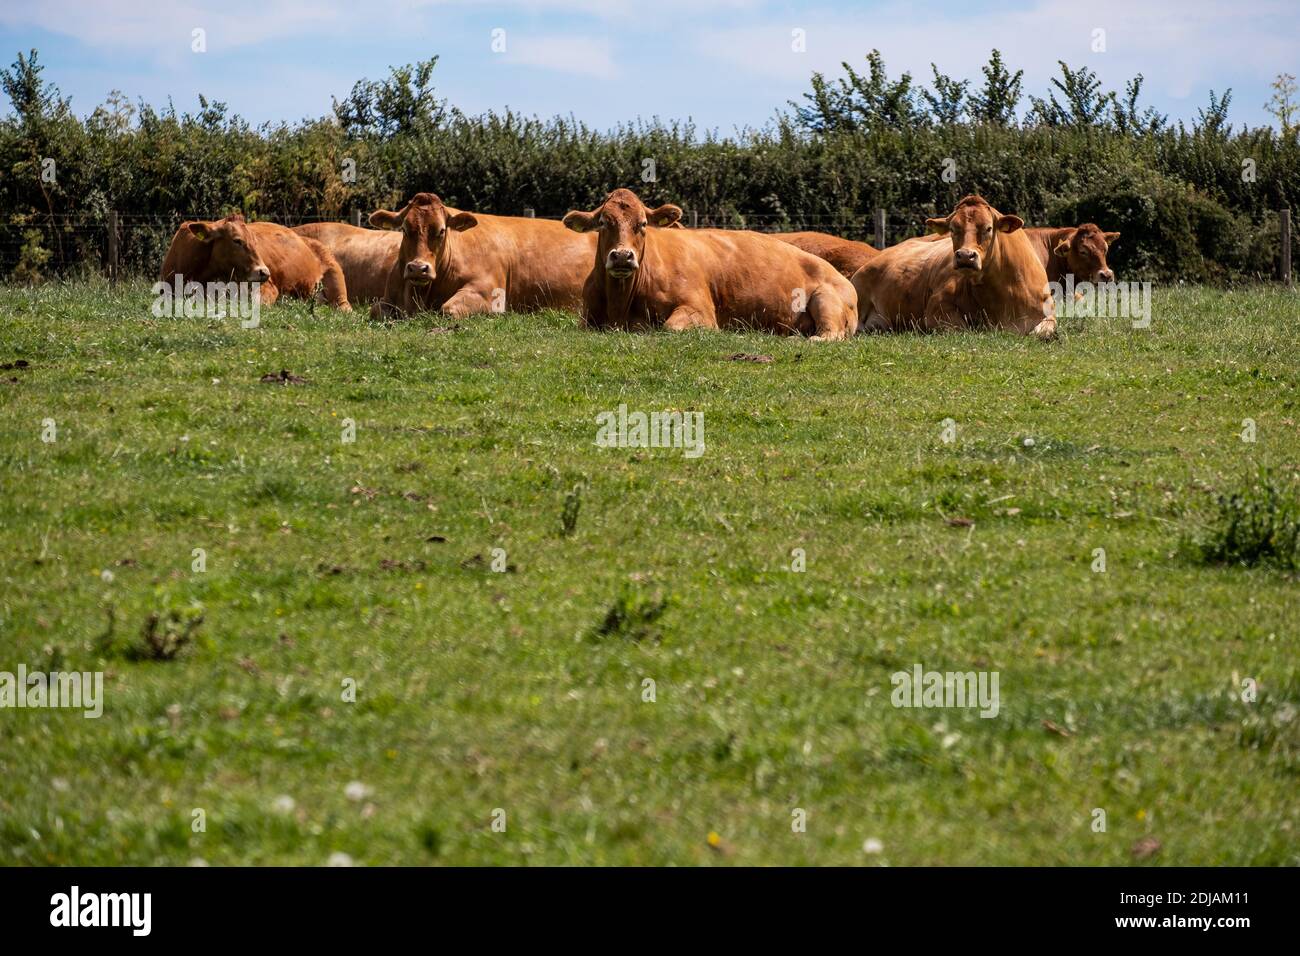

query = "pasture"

[1,280,1297,865]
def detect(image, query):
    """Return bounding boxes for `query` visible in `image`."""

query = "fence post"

[874,209,886,249]
[1281,208,1292,288]
[691,210,699,229]
[352,209,362,228]
[524,208,535,218]
[107,210,119,286]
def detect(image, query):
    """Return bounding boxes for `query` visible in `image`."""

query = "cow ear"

[1103,231,1120,246]
[563,210,599,233]
[995,214,1024,233]
[647,204,683,228]
[1052,239,1071,259]
[447,212,477,232]
[187,221,215,242]
[925,217,950,235]
[369,209,403,230]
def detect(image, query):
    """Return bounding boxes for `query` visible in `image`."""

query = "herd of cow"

[160,187,1120,341]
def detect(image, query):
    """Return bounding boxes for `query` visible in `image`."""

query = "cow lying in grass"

[1024,223,1119,286]
[772,231,879,279]
[366,192,595,319]
[851,195,1056,339]
[292,222,400,305]
[562,188,858,340]
[160,214,350,310]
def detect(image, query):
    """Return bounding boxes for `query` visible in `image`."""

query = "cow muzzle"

[954,248,981,271]
[250,264,271,282]
[605,248,639,278]
[404,260,434,284]
[1095,269,1115,283]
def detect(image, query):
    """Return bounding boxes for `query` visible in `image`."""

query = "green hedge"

[2,52,1297,282]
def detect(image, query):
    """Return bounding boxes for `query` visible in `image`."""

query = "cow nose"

[1098,269,1115,283]
[405,261,432,278]
[254,266,271,281]
[955,249,977,262]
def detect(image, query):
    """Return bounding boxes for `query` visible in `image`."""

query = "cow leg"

[806,289,855,341]
[663,306,716,332]
[301,238,351,311]
[440,288,492,317]
[318,258,351,312]
[923,293,967,333]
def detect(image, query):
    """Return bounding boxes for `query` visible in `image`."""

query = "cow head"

[1053,223,1119,283]
[186,214,270,282]
[926,196,1023,274]
[369,193,478,286]
[562,188,682,279]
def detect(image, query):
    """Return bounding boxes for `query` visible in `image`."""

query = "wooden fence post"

[691,210,699,229]
[874,209,886,249]
[1281,208,1292,288]
[352,209,362,228]
[107,210,119,285]
[524,208,535,218]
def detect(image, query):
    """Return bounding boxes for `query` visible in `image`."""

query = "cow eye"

[636,221,647,232]
[233,238,244,246]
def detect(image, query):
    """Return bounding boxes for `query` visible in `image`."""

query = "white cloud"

[700,0,1298,121]
[498,34,617,78]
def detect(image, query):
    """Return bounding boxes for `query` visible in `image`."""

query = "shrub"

[1193,470,1300,570]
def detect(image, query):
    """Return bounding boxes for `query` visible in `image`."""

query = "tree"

[1110,75,1166,134]
[1028,61,1114,127]
[791,50,923,133]
[1266,73,1297,134]
[1196,89,1233,137]
[1,49,71,127]
[922,65,968,125]
[968,49,1023,126]
[332,58,446,138]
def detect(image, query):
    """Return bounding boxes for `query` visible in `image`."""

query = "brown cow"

[292,222,400,304]
[161,215,350,310]
[1024,224,1118,286]
[851,195,1055,339]
[366,193,595,319]
[772,231,879,279]
[562,188,857,340]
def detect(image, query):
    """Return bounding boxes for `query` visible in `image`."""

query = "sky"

[0,0,1296,133]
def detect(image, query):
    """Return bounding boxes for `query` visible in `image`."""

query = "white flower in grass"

[272,795,295,814]
[863,838,884,855]
[344,781,372,802]
[327,852,354,867]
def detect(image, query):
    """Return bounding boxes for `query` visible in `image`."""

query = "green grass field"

[1,280,1298,866]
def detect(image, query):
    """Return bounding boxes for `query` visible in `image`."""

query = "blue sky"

[0,1,1295,132]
